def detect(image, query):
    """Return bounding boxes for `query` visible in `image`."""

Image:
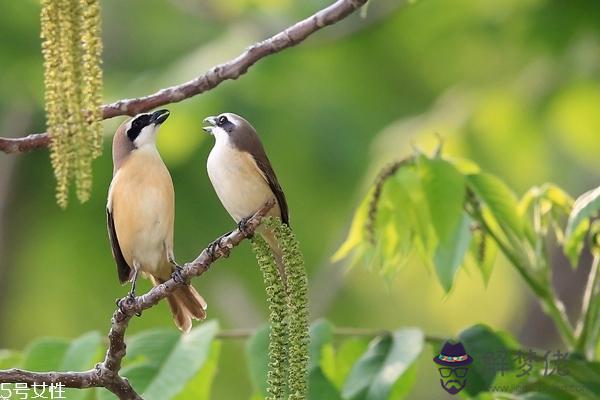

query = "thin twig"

[0,0,368,155]
[0,200,276,400]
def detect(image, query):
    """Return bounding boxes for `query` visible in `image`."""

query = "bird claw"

[116,294,141,316]
[238,216,254,238]
[171,265,187,285]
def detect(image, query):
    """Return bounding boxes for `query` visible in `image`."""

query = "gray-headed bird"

[203,113,289,278]
[107,109,207,332]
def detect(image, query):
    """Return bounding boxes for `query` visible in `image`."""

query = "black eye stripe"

[217,116,228,125]
[127,114,152,142]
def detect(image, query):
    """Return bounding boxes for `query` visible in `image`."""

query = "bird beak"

[202,116,217,133]
[150,109,170,125]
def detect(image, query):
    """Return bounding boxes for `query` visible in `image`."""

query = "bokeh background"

[1,0,600,398]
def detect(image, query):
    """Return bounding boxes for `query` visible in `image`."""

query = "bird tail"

[150,276,208,333]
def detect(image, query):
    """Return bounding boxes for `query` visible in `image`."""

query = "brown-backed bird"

[203,113,289,278]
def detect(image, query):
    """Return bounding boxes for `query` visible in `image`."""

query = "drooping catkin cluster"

[270,219,309,400]
[253,217,309,400]
[252,235,288,400]
[41,0,103,208]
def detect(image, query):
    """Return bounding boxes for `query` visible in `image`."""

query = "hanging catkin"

[270,218,309,400]
[41,0,103,208]
[252,234,288,400]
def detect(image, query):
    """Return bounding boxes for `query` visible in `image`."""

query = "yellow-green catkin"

[41,0,103,207]
[252,234,288,400]
[270,219,309,400]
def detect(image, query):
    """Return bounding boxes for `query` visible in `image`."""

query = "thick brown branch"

[0,0,367,154]
[0,200,275,400]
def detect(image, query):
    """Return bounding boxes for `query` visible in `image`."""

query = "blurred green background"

[1,0,600,398]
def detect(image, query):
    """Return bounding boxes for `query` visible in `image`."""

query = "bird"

[203,113,289,279]
[107,109,207,332]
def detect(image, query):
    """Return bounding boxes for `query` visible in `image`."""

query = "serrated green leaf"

[418,156,466,243]
[142,321,219,400]
[341,328,423,400]
[467,173,523,239]
[385,166,436,263]
[433,212,472,292]
[245,325,270,397]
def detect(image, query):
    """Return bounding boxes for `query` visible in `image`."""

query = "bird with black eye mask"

[203,113,289,279]
[107,109,207,332]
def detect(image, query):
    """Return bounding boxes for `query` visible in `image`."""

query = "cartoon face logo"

[433,341,473,395]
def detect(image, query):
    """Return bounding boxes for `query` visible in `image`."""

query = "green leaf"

[22,338,69,371]
[383,166,436,264]
[308,320,340,399]
[310,368,342,400]
[60,331,102,371]
[418,156,466,243]
[564,186,600,266]
[322,339,370,390]
[564,219,589,267]
[245,324,270,397]
[433,212,472,291]
[469,228,498,286]
[566,186,600,238]
[467,173,523,239]
[341,328,423,400]
[458,324,516,396]
[141,321,219,400]
[173,341,221,400]
[522,359,600,399]
[309,319,334,371]
[519,183,573,216]
[96,328,183,400]
[332,187,374,262]
[60,332,103,400]
[126,328,180,366]
[388,363,417,400]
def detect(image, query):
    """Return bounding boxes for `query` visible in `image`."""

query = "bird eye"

[217,116,228,126]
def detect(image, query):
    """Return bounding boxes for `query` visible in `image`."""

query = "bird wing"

[251,154,289,225]
[106,206,132,283]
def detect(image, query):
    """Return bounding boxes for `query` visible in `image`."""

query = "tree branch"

[0,0,368,155]
[0,200,275,400]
